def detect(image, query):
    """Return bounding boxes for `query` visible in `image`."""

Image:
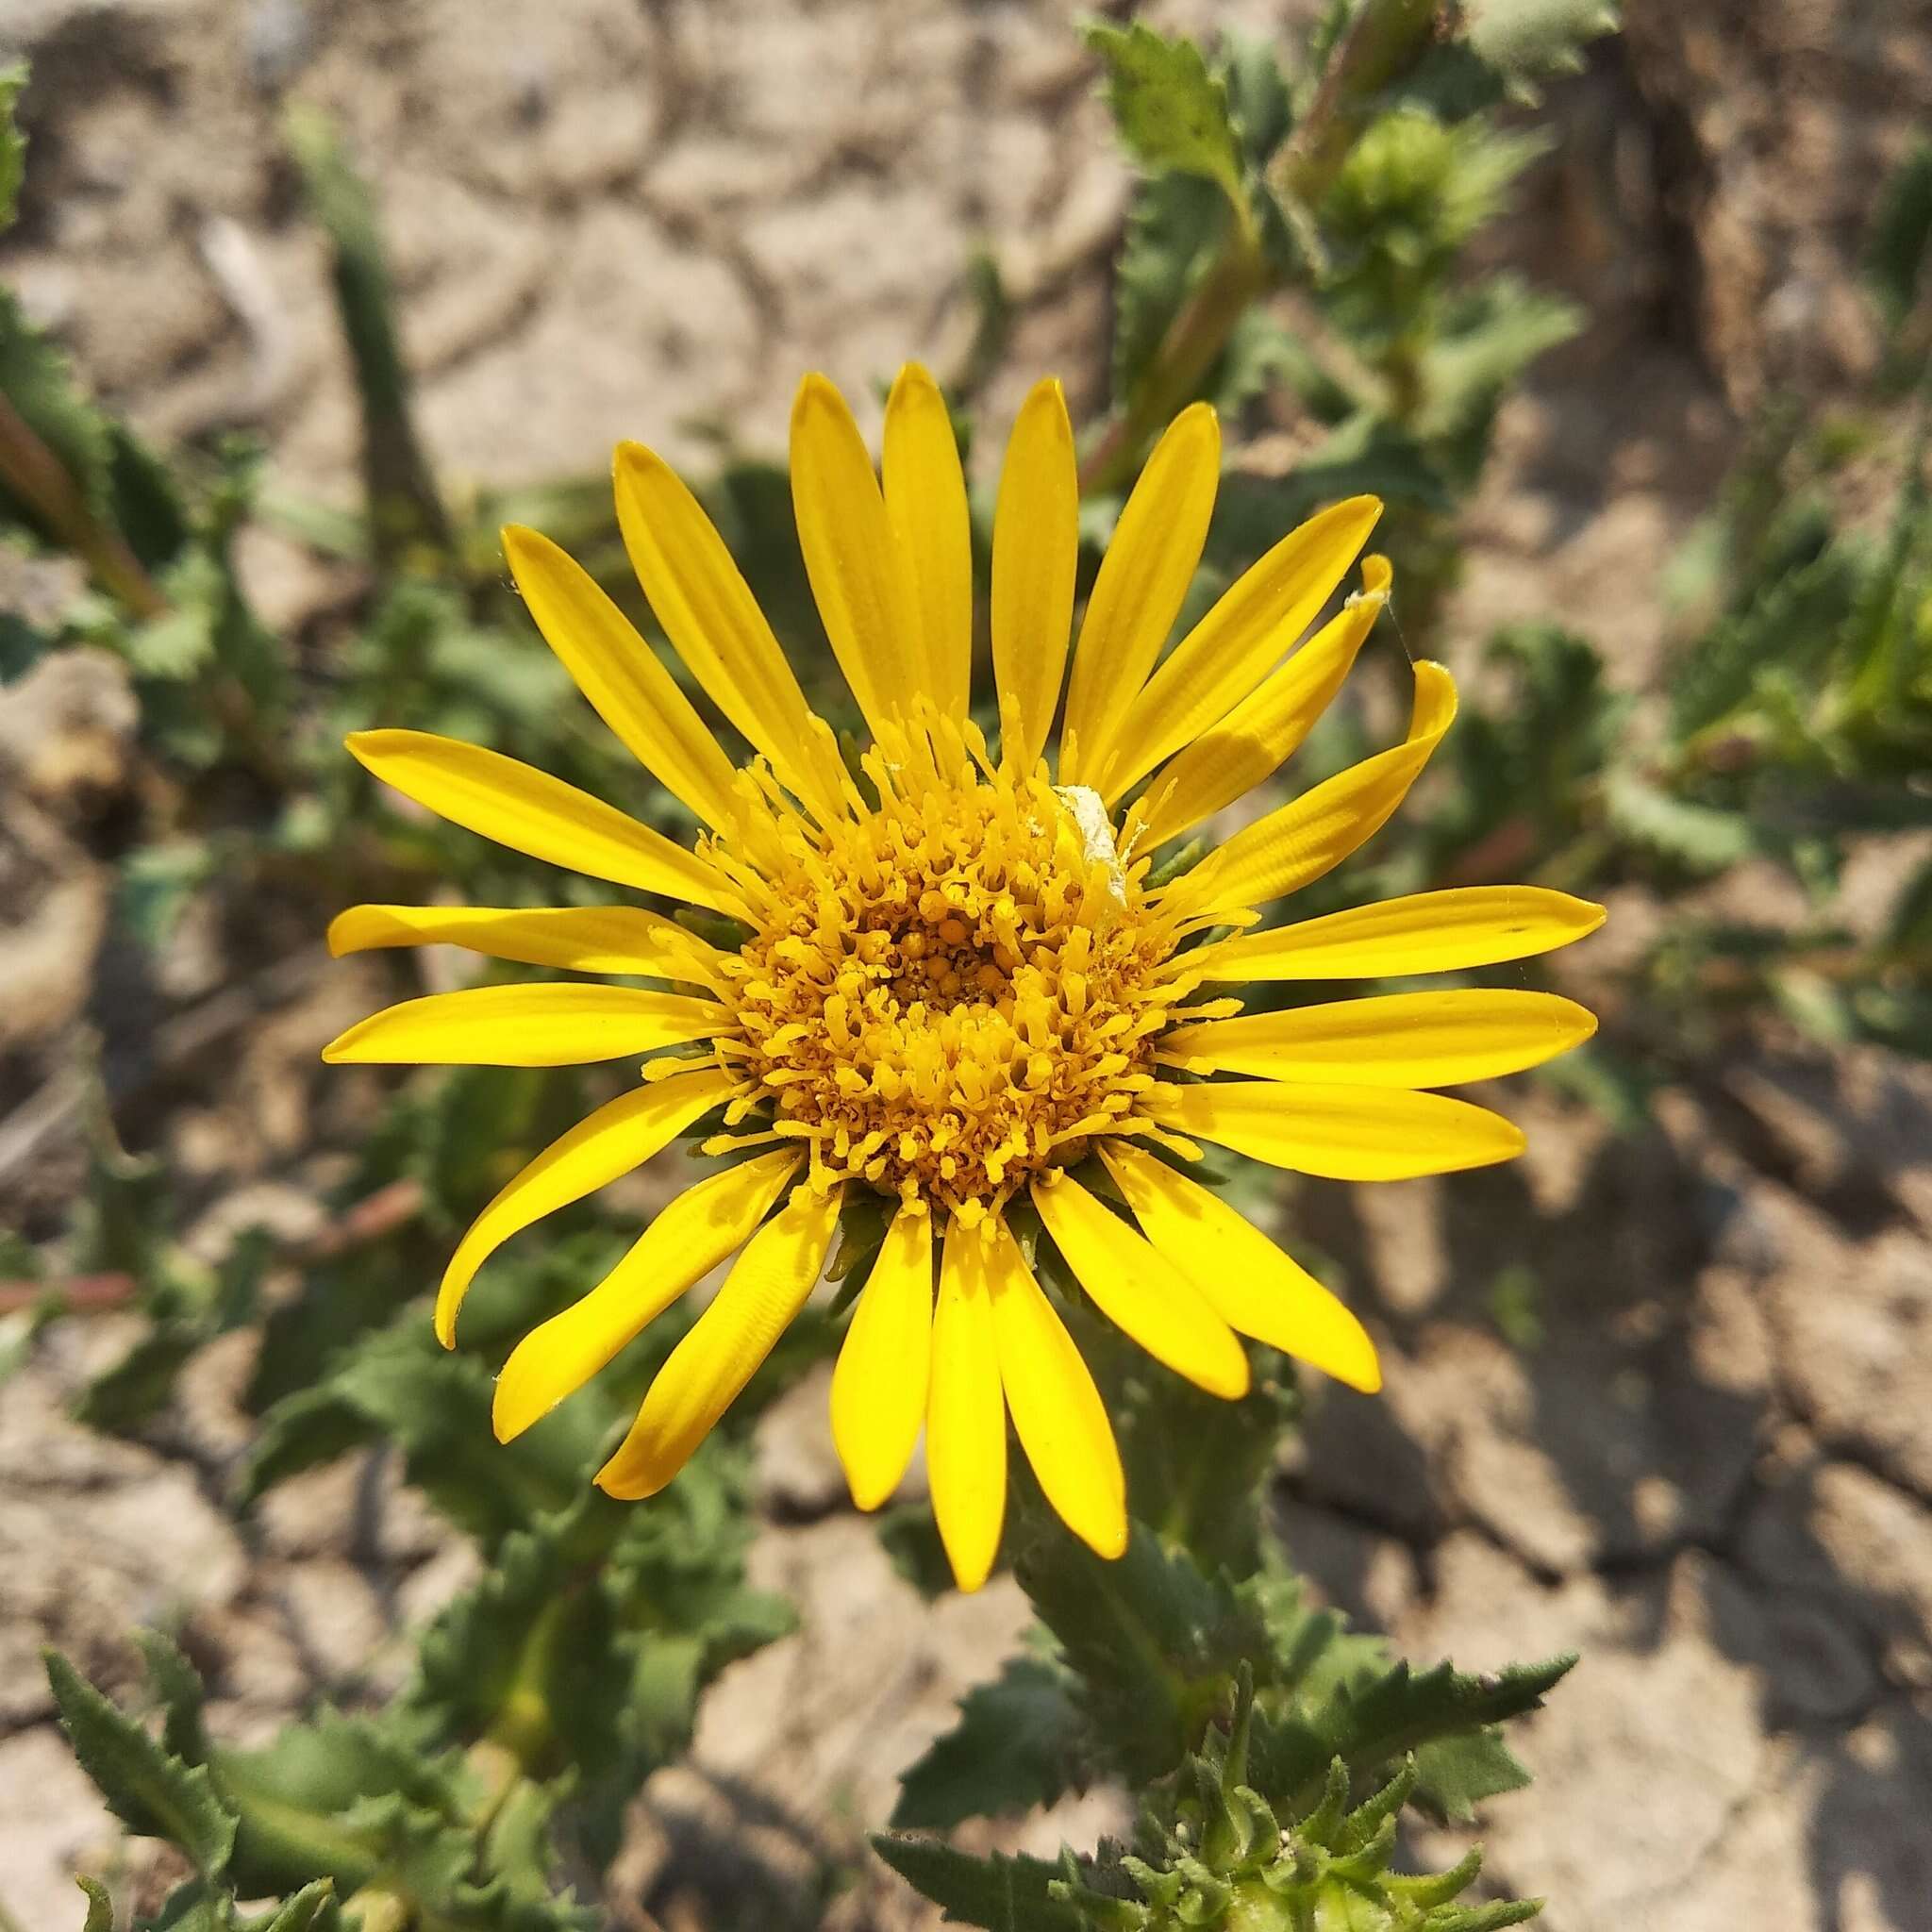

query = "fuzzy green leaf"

[249,1882,341,1932]
[1086,24,1244,202]
[77,1876,116,1932]
[1250,1653,1575,1820]
[1464,0,1619,103]
[1016,1524,1268,1784]
[892,1657,1087,1829]
[872,1837,1082,1932]
[46,1651,239,1879]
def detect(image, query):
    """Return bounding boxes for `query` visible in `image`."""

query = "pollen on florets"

[696,710,1221,1223]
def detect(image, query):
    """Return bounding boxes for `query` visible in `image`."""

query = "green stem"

[1079,0,1445,497]
[1080,234,1273,497]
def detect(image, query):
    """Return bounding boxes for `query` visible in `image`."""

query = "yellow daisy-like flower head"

[325,366,1603,1591]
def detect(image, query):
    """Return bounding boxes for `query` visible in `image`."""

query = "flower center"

[705,718,1189,1223]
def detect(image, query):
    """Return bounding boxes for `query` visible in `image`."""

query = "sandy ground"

[3,1,1931,1928]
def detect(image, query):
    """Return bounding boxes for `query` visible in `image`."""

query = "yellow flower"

[325,366,1602,1590]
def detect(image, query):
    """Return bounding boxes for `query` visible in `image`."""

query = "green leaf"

[1085,24,1245,203]
[248,1881,341,1932]
[891,1657,1087,1829]
[1603,770,1757,872]
[140,1631,211,1767]
[1463,0,1620,105]
[0,60,25,233]
[1867,140,1932,330]
[77,1875,116,1932]
[72,1319,204,1434]
[872,1837,1081,1932]
[1410,1728,1535,1822]
[1015,1523,1267,1783]
[46,1650,239,1878]
[1249,1653,1575,1820]
[1111,172,1226,409]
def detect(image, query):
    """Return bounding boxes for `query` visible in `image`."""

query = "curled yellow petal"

[436,1066,734,1345]
[1061,403,1219,785]
[322,984,725,1067]
[346,728,744,915]
[503,524,741,831]
[985,1220,1125,1560]
[991,377,1078,777]
[927,1223,1008,1592]
[1158,989,1598,1087]
[1029,1171,1248,1399]
[884,363,972,723]
[1174,886,1607,983]
[1099,1141,1379,1392]
[1098,494,1382,801]
[326,903,723,984]
[1136,556,1391,846]
[492,1150,801,1441]
[829,1205,934,1510]
[791,372,920,742]
[596,1182,843,1499]
[1140,1078,1525,1181]
[613,440,846,822]
[1169,660,1457,918]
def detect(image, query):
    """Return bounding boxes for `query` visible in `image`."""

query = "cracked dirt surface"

[4,1,1932,1928]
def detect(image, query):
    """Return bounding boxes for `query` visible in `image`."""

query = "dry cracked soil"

[3,1,1931,1928]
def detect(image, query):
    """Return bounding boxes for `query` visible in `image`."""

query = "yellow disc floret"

[701,710,1222,1224]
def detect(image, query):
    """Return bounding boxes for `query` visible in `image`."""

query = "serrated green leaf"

[1249,1653,1575,1820]
[248,1881,341,1932]
[46,1651,239,1878]
[1111,172,1226,410]
[1015,1523,1268,1783]
[77,1875,116,1932]
[872,1837,1082,1932]
[1463,0,1619,104]
[1086,24,1245,203]
[891,1657,1087,1830]
[140,1631,211,1767]
[71,1318,204,1435]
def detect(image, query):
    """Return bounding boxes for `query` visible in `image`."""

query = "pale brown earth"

[2,2,1931,1929]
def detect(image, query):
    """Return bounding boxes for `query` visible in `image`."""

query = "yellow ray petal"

[991,377,1078,777]
[326,903,723,985]
[927,1224,1008,1592]
[1029,1172,1248,1399]
[884,364,973,722]
[985,1219,1125,1560]
[1169,660,1457,918]
[1175,886,1607,983]
[1097,494,1382,801]
[1060,402,1220,785]
[322,984,726,1067]
[791,372,920,742]
[613,440,846,822]
[1136,557,1391,846]
[595,1181,842,1498]
[436,1066,733,1344]
[502,525,742,832]
[346,729,744,915]
[1098,1141,1379,1391]
[492,1150,801,1441]
[1139,1079,1525,1181]
[1158,989,1598,1087]
[829,1205,934,1510]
